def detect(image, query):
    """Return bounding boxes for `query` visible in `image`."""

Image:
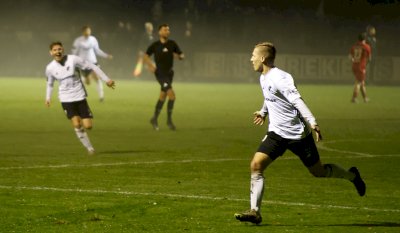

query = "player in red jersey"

[349,33,371,103]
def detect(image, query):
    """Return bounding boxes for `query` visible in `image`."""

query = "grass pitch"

[0,77,399,232]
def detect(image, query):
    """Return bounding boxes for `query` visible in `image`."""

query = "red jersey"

[350,41,371,70]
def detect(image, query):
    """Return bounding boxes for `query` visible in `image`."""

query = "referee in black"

[144,24,184,131]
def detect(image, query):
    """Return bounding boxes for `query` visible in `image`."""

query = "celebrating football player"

[234,42,366,225]
[45,41,115,154]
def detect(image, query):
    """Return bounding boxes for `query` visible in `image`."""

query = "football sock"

[250,173,264,212]
[324,164,356,181]
[154,100,165,119]
[97,79,104,100]
[167,99,175,121]
[74,127,94,150]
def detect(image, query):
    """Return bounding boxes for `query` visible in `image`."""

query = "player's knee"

[84,125,92,130]
[72,122,81,129]
[250,158,263,172]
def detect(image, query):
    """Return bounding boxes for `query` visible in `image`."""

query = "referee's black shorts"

[155,69,174,92]
[61,99,93,120]
[257,131,320,167]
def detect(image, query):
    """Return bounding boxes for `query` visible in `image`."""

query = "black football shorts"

[257,131,320,167]
[155,69,174,92]
[61,99,93,119]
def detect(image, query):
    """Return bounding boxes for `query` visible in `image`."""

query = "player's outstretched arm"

[174,53,184,60]
[45,73,54,107]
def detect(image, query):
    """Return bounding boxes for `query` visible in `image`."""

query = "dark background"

[0,0,399,81]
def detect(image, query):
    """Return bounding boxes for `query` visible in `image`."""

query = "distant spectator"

[365,25,377,82]
[133,22,155,77]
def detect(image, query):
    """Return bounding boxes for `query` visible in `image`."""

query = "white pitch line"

[317,143,400,158]
[0,140,398,171]
[0,158,247,170]
[0,185,398,213]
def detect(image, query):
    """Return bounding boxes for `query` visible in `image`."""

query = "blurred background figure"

[72,26,113,102]
[133,22,155,78]
[365,25,377,83]
[349,33,371,103]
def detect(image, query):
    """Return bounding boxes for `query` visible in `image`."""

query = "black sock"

[153,100,165,119]
[167,99,175,121]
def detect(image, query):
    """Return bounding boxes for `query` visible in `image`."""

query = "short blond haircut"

[255,42,276,65]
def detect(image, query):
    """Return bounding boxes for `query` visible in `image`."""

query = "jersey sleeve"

[275,73,302,103]
[45,68,55,101]
[292,98,317,126]
[145,43,155,56]
[259,100,268,117]
[93,37,109,58]
[73,55,111,82]
[172,40,183,54]
[275,73,317,125]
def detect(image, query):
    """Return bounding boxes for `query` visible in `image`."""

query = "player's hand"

[45,100,51,107]
[106,80,116,89]
[179,54,185,60]
[108,54,113,60]
[311,124,322,142]
[253,111,265,126]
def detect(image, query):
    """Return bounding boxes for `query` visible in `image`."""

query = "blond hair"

[255,42,276,65]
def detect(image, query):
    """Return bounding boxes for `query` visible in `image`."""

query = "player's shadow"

[251,221,400,227]
[327,222,400,227]
[99,150,153,155]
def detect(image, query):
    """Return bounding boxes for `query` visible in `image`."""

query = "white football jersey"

[46,55,110,103]
[259,67,315,139]
[72,35,108,64]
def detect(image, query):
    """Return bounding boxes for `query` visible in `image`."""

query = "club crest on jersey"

[163,47,168,52]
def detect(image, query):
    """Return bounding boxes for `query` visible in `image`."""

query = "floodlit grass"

[0,77,399,232]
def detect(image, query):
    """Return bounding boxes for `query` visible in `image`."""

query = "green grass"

[0,77,399,232]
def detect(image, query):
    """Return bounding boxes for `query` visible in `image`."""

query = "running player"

[72,26,113,102]
[143,24,184,131]
[133,22,155,77]
[349,33,371,103]
[234,42,366,225]
[45,41,115,154]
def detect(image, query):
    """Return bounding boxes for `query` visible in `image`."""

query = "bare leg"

[166,88,176,101]
[89,72,104,101]
[352,81,360,103]
[235,152,273,224]
[71,116,94,153]
[82,118,93,130]
[359,80,369,102]
[250,152,274,212]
